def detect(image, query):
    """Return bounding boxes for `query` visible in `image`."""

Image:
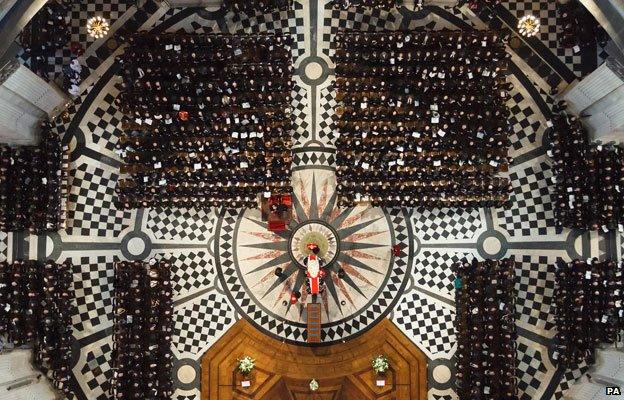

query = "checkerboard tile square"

[393,291,455,357]
[496,158,556,237]
[147,207,216,242]
[513,254,556,332]
[507,83,544,156]
[411,208,482,242]
[73,335,115,400]
[317,84,337,145]
[87,90,124,154]
[16,0,134,83]
[291,81,311,146]
[173,292,236,356]
[552,362,590,399]
[517,342,548,399]
[69,254,117,335]
[155,251,216,299]
[414,251,473,296]
[66,163,133,237]
[15,46,71,83]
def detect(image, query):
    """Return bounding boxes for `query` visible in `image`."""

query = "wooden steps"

[306,303,322,343]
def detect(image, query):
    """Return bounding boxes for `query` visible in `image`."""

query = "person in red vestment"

[303,244,326,295]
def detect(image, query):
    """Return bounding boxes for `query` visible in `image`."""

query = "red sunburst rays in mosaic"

[342,249,385,261]
[321,289,330,318]
[296,177,311,221]
[253,268,283,289]
[342,230,387,242]
[242,249,285,261]
[332,273,355,307]
[317,177,332,217]
[243,231,284,241]
[339,262,374,286]
[274,272,298,308]
[297,289,309,322]
[340,208,371,229]
[328,206,342,223]
[299,287,309,306]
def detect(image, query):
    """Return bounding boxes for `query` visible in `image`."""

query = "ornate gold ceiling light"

[518,14,540,38]
[86,16,110,39]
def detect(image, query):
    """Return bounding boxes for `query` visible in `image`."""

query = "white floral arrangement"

[371,355,389,374]
[309,379,319,391]
[237,356,255,375]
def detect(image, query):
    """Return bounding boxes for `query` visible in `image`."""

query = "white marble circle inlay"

[483,236,502,255]
[305,61,323,80]
[177,365,196,384]
[69,135,78,153]
[432,365,451,384]
[127,236,146,256]
[45,236,54,257]
[574,234,583,258]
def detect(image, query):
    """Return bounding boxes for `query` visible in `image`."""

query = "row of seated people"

[454,258,517,400]
[0,260,74,395]
[0,122,68,233]
[554,258,621,367]
[116,32,293,209]
[225,0,405,11]
[335,176,511,208]
[112,260,173,399]
[34,260,73,396]
[334,29,511,208]
[222,0,291,13]
[116,181,292,209]
[549,114,624,231]
[332,0,402,7]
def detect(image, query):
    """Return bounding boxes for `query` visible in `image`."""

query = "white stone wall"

[0,64,68,145]
[0,349,59,400]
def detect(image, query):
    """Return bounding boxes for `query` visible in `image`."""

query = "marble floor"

[3,1,620,400]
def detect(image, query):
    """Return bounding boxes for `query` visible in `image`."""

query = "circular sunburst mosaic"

[214,170,413,344]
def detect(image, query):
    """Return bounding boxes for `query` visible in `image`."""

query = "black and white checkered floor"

[4,1,619,399]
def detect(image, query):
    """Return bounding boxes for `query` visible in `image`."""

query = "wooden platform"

[306,303,321,343]
[201,319,428,400]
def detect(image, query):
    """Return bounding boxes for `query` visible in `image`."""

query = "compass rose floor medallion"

[214,170,413,344]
